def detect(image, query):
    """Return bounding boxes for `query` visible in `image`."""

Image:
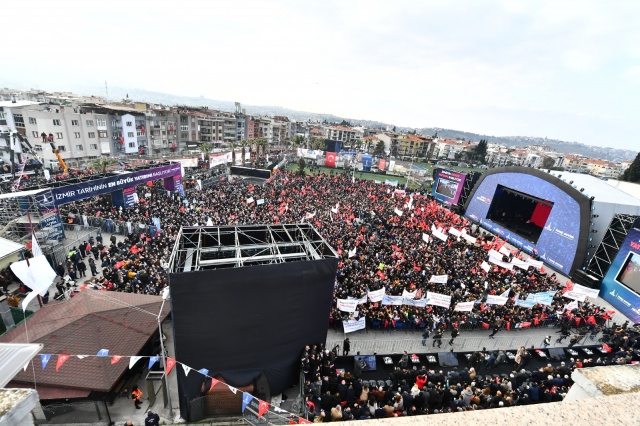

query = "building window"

[128,142,136,148]
[76,145,84,151]
[56,132,63,139]
[180,125,188,131]
[86,119,94,126]
[137,130,144,137]
[90,143,98,150]
[14,114,25,127]
[29,117,37,125]
[181,132,188,139]
[98,130,107,138]
[34,144,42,151]
[112,132,119,139]
[32,131,39,138]
[71,120,79,126]
[127,132,134,138]
[74,132,81,138]
[57,145,66,151]
[53,119,61,126]
[87,132,95,138]
[126,121,133,127]
[0,112,4,119]
[97,119,106,127]
[111,120,118,127]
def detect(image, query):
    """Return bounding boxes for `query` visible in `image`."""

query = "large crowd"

[55,167,613,335]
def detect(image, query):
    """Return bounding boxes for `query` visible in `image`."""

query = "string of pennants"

[33,351,310,424]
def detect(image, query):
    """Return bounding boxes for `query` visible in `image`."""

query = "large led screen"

[600,222,640,323]
[432,168,467,205]
[465,170,586,275]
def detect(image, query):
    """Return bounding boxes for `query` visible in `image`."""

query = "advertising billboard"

[599,219,640,323]
[431,168,467,205]
[464,170,588,275]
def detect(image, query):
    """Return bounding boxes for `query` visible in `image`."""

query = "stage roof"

[548,172,640,206]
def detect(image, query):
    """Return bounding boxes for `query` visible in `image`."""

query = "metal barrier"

[46,224,101,266]
[40,400,111,425]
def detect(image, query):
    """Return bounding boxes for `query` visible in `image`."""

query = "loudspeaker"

[255,373,271,402]
[571,270,601,289]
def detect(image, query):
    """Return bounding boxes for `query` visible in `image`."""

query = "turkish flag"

[56,354,71,372]
[299,418,311,424]
[258,400,270,418]
[602,343,612,353]
[111,355,122,364]
[166,357,177,375]
[325,152,337,168]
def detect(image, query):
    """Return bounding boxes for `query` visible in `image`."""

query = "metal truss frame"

[168,224,339,273]
[586,213,639,279]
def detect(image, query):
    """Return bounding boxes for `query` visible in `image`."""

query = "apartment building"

[432,139,466,160]
[396,134,435,159]
[324,125,359,145]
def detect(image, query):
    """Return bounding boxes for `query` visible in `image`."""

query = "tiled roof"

[0,292,170,394]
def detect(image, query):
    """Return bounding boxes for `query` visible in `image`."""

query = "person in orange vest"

[131,385,143,409]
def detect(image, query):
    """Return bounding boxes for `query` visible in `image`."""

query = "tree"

[198,142,213,162]
[297,158,306,176]
[475,139,488,163]
[541,157,556,169]
[256,138,268,157]
[91,156,117,173]
[621,152,640,183]
[229,141,237,165]
[240,140,249,164]
[373,140,386,156]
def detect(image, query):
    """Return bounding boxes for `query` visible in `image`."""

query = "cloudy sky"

[3,0,639,149]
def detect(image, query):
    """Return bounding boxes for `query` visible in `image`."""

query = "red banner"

[379,158,386,171]
[325,152,337,168]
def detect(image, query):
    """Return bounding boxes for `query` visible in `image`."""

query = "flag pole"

[26,211,43,308]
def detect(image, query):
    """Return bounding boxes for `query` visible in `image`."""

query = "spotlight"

[558,174,562,178]
[590,196,595,201]
[589,237,593,241]
[570,180,574,184]
[591,229,598,233]
[589,245,596,248]
[580,188,584,192]
[592,214,599,218]
[590,222,595,226]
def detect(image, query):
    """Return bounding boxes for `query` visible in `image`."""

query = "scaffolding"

[586,213,640,280]
[0,188,55,245]
[169,224,339,273]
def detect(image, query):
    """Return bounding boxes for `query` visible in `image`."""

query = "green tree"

[91,156,117,173]
[198,142,213,162]
[297,157,306,176]
[229,141,237,165]
[541,157,556,169]
[240,140,249,164]
[621,152,640,183]
[373,140,386,156]
[256,138,268,157]
[475,139,488,163]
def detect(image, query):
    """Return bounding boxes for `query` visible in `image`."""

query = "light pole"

[158,287,173,419]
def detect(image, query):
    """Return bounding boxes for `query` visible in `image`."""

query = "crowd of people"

[55,168,614,336]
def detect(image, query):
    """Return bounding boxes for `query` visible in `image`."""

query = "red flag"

[299,418,311,424]
[376,270,386,280]
[209,377,220,393]
[111,355,122,364]
[56,354,71,372]
[166,357,177,375]
[289,419,297,425]
[602,343,612,353]
[325,152,337,168]
[258,400,270,418]
[521,321,531,328]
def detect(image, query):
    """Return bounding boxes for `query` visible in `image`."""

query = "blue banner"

[50,163,182,206]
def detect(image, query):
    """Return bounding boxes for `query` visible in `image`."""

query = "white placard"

[429,274,448,284]
[337,298,358,312]
[426,292,452,308]
[486,295,508,305]
[454,301,475,312]
[368,288,385,302]
[343,317,366,334]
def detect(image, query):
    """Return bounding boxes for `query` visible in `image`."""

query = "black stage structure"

[168,224,339,421]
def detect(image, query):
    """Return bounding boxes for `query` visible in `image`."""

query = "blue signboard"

[599,221,640,323]
[50,163,182,206]
[362,155,372,172]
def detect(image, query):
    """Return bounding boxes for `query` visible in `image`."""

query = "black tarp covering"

[230,166,271,179]
[170,258,337,418]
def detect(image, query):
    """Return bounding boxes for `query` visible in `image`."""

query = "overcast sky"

[3,0,639,150]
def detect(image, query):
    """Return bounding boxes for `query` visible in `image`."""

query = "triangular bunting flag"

[182,364,192,377]
[208,378,220,393]
[242,392,254,412]
[148,355,160,370]
[97,349,109,357]
[111,355,123,364]
[56,354,71,372]
[41,354,51,370]
[197,368,209,376]
[23,362,29,372]
[129,356,142,370]
[258,400,270,418]
[229,386,238,394]
[76,355,88,359]
[166,357,176,375]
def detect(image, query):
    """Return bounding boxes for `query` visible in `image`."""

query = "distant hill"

[106,86,635,162]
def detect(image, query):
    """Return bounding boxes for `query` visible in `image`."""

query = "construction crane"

[49,142,68,174]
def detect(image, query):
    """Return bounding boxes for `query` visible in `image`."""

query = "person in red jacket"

[415,374,427,390]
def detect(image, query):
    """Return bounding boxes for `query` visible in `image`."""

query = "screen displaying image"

[354,355,377,371]
[616,251,640,294]
[435,177,458,199]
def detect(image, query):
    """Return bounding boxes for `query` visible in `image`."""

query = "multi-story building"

[324,125,359,146]
[397,134,435,159]
[432,139,466,160]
